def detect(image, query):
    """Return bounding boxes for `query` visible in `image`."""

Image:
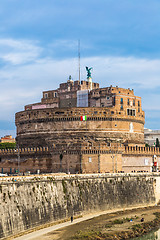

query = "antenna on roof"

[78,40,80,82]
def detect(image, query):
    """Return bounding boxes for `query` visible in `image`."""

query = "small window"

[121,105,123,110]
[44,93,48,99]
[54,92,57,97]
[127,109,136,116]
[127,99,130,105]
[107,96,110,100]
[138,101,140,106]
[88,157,92,163]
[133,100,135,106]
[120,98,123,104]
[138,108,140,112]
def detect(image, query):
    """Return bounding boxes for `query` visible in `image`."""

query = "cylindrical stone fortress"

[16,106,145,148]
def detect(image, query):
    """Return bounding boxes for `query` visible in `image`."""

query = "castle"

[16,72,145,148]
[0,69,159,174]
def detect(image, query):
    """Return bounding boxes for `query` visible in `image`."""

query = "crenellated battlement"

[124,146,160,155]
[0,145,159,156]
[0,144,159,174]
[0,147,49,155]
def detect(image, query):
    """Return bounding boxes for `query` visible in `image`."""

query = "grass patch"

[112,219,124,224]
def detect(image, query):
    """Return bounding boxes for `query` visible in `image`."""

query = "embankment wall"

[0,173,158,238]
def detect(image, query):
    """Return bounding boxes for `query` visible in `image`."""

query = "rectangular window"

[120,98,123,104]
[44,93,48,99]
[54,92,57,97]
[127,99,130,105]
[133,100,135,106]
[121,105,123,110]
[88,157,92,163]
[138,101,140,106]
[127,109,136,116]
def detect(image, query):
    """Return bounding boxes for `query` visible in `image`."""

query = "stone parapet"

[124,146,160,156]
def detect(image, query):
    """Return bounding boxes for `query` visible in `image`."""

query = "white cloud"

[81,56,160,89]
[0,38,42,65]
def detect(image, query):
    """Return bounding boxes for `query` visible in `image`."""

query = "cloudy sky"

[0,0,160,137]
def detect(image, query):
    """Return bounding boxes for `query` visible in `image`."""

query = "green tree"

[0,142,16,149]
[145,143,149,147]
[156,138,160,147]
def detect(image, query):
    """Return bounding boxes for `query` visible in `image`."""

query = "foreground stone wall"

[0,173,157,239]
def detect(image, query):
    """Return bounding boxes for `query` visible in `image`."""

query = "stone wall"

[0,173,157,238]
[15,107,145,148]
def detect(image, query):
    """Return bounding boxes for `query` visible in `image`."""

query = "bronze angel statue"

[86,66,93,78]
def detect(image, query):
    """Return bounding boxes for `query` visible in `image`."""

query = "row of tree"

[0,142,16,149]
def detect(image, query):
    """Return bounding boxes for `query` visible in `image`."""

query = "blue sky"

[0,0,160,137]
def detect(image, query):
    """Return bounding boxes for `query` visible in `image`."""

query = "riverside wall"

[0,173,159,239]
